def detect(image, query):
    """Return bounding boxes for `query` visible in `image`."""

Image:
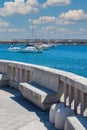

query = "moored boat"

[8,45,21,51]
[18,44,43,53]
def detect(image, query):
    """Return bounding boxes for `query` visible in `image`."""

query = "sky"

[0,0,87,40]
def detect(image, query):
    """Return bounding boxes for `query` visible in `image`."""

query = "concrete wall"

[30,67,59,93]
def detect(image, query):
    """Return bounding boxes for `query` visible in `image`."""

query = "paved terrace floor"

[0,86,57,130]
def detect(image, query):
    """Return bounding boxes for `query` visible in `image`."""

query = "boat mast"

[31,19,34,45]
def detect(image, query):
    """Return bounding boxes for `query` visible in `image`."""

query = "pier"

[0,60,87,129]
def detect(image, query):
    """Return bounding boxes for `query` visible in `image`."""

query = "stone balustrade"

[7,62,32,88]
[0,60,87,116]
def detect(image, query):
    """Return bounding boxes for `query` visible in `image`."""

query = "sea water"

[0,44,87,78]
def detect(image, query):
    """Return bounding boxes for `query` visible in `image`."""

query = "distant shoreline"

[0,39,87,45]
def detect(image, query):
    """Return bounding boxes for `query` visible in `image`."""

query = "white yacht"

[8,45,21,51]
[18,44,43,53]
[40,43,54,50]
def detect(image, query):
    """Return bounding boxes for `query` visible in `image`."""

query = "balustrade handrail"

[0,59,87,89]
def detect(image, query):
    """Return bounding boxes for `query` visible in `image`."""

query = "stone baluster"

[25,69,30,82]
[15,67,18,82]
[11,66,14,80]
[17,68,20,82]
[13,67,16,81]
[80,90,84,115]
[69,85,72,108]
[9,66,11,80]
[8,66,11,80]
[70,86,74,110]
[27,70,31,82]
[22,69,24,82]
[64,81,67,106]
[83,92,87,116]
[24,69,27,82]
[19,68,22,82]
[74,87,78,114]
[77,89,81,114]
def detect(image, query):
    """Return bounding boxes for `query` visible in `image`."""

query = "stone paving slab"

[0,86,57,130]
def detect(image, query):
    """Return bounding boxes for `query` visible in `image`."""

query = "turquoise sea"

[0,44,87,78]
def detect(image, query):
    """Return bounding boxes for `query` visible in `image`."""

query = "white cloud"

[41,26,69,33]
[80,28,87,32]
[59,10,87,21]
[8,28,26,32]
[36,25,70,39]
[0,0,72,16]
[58,28,69,32]
[0,0,40,16]
[29,16,57,24]
[0,19,10,27]
[30,25,36,29]
[8,28,18,32]
[56,19,75,25]
[42,26,57,31]
[80,28,87,33]
[29,9,87,26]
[43,0,71,8]
[0,27,26,33]
[29,15,75,25]
[0,29,6,33]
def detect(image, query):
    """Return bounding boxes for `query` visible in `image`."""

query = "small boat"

[8,45,21,51]
[18,45,43,53]
[41,43,51,50]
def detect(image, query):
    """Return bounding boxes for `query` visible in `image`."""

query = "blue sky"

[0,0,87,40]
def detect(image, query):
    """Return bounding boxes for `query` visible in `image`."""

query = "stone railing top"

[0,59,87,92]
